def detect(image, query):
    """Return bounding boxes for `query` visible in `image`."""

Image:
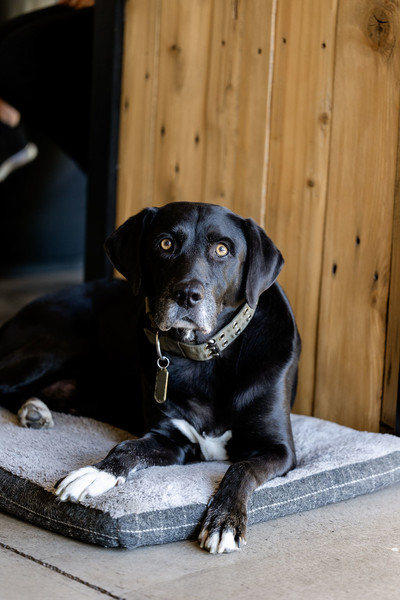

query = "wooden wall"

[116,0,400,433]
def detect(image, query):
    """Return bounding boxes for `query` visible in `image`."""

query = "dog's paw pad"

[18,398,54,429]
[55,466,125,503]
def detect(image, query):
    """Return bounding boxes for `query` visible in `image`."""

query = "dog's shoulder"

[254,283,297,333]
[242,283,300,363]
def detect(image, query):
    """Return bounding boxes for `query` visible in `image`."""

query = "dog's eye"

[160,238,173,251]
[215,243,229,257]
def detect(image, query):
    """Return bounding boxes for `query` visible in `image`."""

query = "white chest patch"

[171,418,232,461]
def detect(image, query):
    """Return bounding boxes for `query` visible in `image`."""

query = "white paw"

[18,398,54,429]
[55,466,125,503]
[198,527,245,554]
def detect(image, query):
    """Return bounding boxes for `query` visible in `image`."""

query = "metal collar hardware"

[144,302,255,362]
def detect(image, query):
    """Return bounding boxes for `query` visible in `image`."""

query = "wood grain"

[116,0,161,224]
[314,0,400,431]
[151,0,213,205]
[116,0,400,431]
[265,0,338,415]
[118,0,275,219]
[202,0,275,219]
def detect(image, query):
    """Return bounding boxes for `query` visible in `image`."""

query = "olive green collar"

[144,301,255,361]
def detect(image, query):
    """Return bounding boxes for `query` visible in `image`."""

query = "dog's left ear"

[243,218,284,308]
[104,207,157,294]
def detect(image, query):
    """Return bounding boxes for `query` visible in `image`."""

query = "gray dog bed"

[0,406,400,549]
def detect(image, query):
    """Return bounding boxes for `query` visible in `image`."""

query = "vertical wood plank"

[233,0,276,220]
[265,0,339,415]
[116,0,161,225]
[202,0,275,220]
[314,0,400,431]
[201,1,246,212]
[151,0,213,205]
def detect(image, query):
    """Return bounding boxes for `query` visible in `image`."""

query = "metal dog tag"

[154,331,170,404]
[154,359,169,404]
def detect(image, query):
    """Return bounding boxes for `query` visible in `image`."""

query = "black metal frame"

[85,0,125,281]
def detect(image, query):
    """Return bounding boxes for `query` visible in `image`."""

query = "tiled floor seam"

[0,541,125,600]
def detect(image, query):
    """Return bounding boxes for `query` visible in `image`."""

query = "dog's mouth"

[151,298,217,337]
[156,313,213,335]
[165,316,204,330]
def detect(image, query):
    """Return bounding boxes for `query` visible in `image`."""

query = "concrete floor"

[1,483,400,600]
[1,272,400,599]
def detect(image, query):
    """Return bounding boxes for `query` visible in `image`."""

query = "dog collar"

[144,301,255,361]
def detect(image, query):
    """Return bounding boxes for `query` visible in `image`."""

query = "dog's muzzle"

[151,285,218,334]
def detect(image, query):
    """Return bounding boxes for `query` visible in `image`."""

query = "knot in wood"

[319,112,330,130]
[170,43,182,55]
[366,7,396,56]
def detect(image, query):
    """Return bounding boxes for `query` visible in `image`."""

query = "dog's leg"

[55,433,189,502]
[0,348,59,428]
[198,446,295,554]
[0,330,86,427]
[0,285,96,423]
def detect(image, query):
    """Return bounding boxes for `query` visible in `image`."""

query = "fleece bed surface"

[0,407,399,549]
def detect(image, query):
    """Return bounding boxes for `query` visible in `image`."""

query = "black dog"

[0,202,300,553]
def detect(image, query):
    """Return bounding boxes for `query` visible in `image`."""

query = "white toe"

[205,531,220,554]
[55,466,123,503]
[83,472,125,498]
[218,529,238,553]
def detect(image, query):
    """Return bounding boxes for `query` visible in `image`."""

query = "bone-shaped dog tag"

[154,359,169,404]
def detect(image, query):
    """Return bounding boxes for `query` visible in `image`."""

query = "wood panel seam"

[260,0,278,226]
[148,0,161,206]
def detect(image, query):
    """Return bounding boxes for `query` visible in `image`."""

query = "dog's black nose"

[174,280,205,308]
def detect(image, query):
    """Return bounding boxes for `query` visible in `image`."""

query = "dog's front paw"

[18,398,54,429]
[198,501,247,554]
[55,466,125,503]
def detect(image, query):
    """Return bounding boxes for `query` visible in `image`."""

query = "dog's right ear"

[104,207,157,294]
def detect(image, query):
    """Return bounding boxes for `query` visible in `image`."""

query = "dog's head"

[105,203,283,337]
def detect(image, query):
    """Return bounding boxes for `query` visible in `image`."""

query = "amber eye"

[160,238,173,251]
[215,243,229,257]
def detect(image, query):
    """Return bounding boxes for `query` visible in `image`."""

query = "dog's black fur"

[0,202,300,553]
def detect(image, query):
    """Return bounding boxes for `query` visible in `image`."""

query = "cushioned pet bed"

[0,406,399,549]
